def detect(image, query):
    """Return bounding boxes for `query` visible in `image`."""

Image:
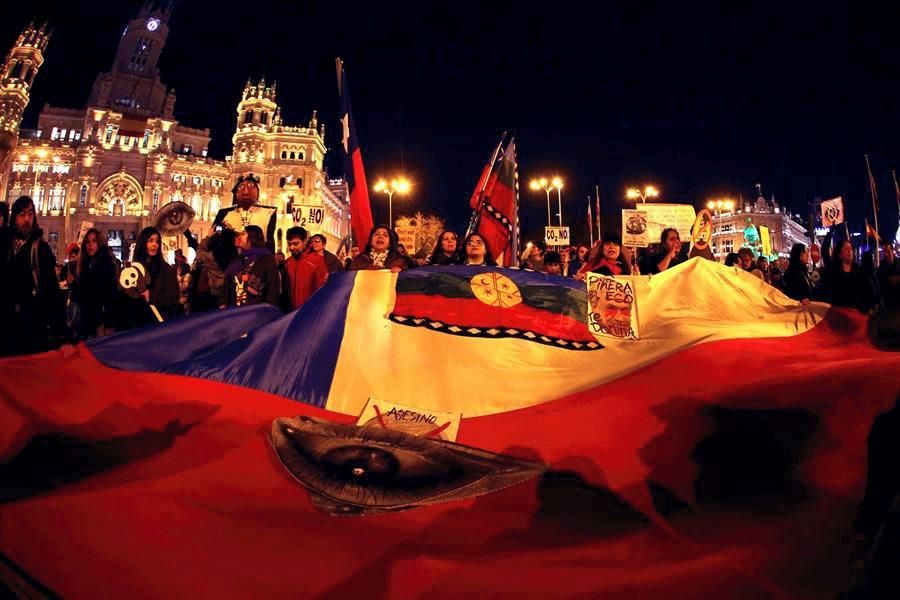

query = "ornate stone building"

[709,193,808,260]
[0,4,349,260]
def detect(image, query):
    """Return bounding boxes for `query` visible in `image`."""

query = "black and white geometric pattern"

[482,201,513,234]
[389,314,603,351]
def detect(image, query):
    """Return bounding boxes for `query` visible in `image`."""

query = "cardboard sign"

[759,225,772,257]
[291,205,326,228]
[821,197,844,227]
[544,226,570,246]
[357,398,461,441]
[586,273,640,341]
[641,203,697,243]
[394,226,417,253]
[690,209,713,250]
[622,210,649,248]
[77,221,94,243]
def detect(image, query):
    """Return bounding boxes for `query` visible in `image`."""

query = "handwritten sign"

[586,273,640,341]
[622,209,649,247]
[356,397,461,441]
[291,205,326,228]
[394,226,417,253]
[641,203,697,243]
[545,226,570,246]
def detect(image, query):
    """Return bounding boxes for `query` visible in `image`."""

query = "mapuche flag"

[469,139,518,266]
[337,59,374,247]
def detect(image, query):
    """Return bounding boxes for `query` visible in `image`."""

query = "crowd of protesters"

[2,192,899,357]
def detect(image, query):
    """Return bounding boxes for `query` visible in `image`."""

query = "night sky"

[6,1,900,243]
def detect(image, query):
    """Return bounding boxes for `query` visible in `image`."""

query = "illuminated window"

[192,176,202,185]
[281,150,287,160]
[50,127,59,141]
[152,189,160,210]
[79,184,88,207]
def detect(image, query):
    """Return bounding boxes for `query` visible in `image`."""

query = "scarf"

[369,250,389,268]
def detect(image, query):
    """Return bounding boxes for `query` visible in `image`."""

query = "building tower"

[0,22,50,199]
[87,1,174,115]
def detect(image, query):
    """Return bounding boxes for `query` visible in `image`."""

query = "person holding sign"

[576,233,630,279]
[649,228,686,274]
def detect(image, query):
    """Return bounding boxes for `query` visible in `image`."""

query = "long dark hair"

[244,225,266,249]
[429,230,460,264]
[461,232,496,266]
[788,243,807,271]
[78,228,113,277]
[0,201,8,227]
[133,226,165,271]
[363,225,399,255]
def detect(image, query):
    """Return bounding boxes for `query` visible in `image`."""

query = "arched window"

[243,111,253,125]
[281,150,287,160]
[79,184,88,207]
[298,150,305,161]
[289,152,295,160]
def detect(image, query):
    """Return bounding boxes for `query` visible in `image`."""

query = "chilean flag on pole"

[337,58,374,247]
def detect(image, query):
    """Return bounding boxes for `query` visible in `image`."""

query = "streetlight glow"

[530,175,565,228]
[552,176,563,189]
[626,185,659,203]
[372,176,411,226]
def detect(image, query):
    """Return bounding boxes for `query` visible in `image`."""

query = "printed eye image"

[271,416,545,516]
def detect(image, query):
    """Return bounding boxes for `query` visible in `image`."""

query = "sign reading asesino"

[586,273,640,341]
[356,397,461,441]
[291,205,326,228]
[545,226,570,246]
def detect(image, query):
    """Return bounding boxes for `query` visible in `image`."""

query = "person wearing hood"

[0,196,65,356]
[225,225,280,307]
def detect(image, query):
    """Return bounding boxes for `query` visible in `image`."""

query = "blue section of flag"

[87,272,359,408]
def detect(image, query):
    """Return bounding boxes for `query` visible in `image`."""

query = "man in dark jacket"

[878,241,900,308]
[0,196,65,356]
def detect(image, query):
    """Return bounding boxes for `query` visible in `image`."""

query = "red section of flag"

[392,293,595,342]
[472,141,517,265]
[349,148,373,246]
[1,310,899,597]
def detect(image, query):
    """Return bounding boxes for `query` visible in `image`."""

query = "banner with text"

[291,205,326,229]
[760,225,772,257]
[622,210,649,247]
[586,273,640,341]
[545,226,570,246]
[357,397,461,441]
[641,203,697,243]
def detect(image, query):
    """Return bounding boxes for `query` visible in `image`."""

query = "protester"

[0,196,65,356]
[724,252,740,267]
[543,251,563,275]
[520,242,544,271]
[174,249,192,316]
[738,247,764,279]
[860,252,882,311]
[756,256,770,284]
[877,242,900,308]
[118,226,178,328]
[428,230,461,266]
[822,239,871,311]
[568,244,588,277]
[577,233,628,278]
[71,228,118,338]
[62,242,79,287]
[460,232,496,266]
[225,225,280,307]
[308,234,344,273]
[396,243,419,270]
[191,229,237,312]
[349,226,409,271]
[650,228,686,273]
[283,226,328,310]
[782,243,813,305]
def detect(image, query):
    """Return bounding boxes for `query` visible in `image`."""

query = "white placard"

[77,221,94,243]
[356,397,461,441]
[291,205,326,228]
[586,273,640,341]
[641,203,696,243]
[544,226,570,246]
[622,210,649,248]
[394,226,417,253]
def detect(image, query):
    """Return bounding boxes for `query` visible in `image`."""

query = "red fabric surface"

[392,293,596,342]
[1,309,898,598]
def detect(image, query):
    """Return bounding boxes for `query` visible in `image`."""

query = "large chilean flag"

[337,58,374,247]
[1,260,899,597]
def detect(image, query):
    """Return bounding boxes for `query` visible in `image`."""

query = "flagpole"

[465,133,507,238]
[587,195,594,247]
[335,57,343,95]
[865,154,881,266]
[595,185,602,243]
[893,168,900,214]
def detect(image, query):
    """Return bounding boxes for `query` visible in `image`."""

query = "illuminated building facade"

[0,5,348,260]
[709,194,808,259]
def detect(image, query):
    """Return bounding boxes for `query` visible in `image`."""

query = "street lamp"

[373,177,410,227]
[530,176,563,227]
[706,198,735,217]
[625,185,659,203]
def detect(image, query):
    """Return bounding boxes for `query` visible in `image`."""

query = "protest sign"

[357,397,461,441]
[622,210,649,248]
[586,273,640,341]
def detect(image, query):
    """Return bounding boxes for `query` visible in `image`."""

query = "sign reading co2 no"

[291,205,325,227]
[544,226,570,246]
